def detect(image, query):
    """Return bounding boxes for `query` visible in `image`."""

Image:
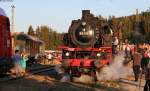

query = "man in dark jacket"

[144,59,150,91]
[132,47,142,82]
[142,48,150,91]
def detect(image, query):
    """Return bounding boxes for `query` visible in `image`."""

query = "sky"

[0,0,150,33]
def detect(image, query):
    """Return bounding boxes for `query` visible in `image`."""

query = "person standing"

[47,53,53,64]
[12,50,22,77]
[132,47,142,82]
[144,59,150,91]
[141,48,150,73]
[125,43,131,58]
[142,47,150,91]
[21,53,28,75]
[112,36,119,54]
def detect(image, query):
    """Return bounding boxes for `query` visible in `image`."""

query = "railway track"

[0,65,144,91]
[0,66,54,82]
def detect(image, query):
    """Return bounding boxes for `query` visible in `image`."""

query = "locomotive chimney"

[82,10,90,16]
[82,10,90,20]
[11,5,15,54]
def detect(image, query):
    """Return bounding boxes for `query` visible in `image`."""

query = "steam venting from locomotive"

[96,54,133,81]
[63,10,112,48]
[72,54,133,83]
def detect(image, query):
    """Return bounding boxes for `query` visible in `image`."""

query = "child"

[21,53,28,75]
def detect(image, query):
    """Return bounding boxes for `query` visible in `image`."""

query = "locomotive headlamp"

[82,28,86,32]
[65,52,70,56]
[97,53,101,57]
[82,22,86,26]
[88,30,94,36]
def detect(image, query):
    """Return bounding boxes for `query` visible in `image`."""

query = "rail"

[0,66,54,82]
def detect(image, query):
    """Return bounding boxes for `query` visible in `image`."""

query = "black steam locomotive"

[60,10,113,77]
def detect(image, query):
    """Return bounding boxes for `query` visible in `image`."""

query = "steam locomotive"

[60,10,113,77]
[0,8,13,75]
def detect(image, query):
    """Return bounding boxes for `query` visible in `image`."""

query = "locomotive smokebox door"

[69,21,98,48]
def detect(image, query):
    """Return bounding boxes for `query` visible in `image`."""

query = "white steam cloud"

[96,54,133,81]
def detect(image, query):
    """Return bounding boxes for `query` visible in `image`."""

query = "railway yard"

[1,3,150,91]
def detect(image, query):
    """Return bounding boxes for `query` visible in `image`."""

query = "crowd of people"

[123,42,150,91]
[11,50,61,78]
[112,37,150,91]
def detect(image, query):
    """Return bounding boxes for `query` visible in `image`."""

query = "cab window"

[6,18,10,31]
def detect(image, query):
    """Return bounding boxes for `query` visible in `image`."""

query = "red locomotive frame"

[60,46,112,67]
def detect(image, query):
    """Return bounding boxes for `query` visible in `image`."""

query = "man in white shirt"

[112,36,119,54]
[47,53,53,64]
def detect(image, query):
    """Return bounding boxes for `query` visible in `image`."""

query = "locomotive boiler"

[60,10,113,77]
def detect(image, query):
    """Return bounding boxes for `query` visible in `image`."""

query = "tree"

[40,26,50,50]
[35,26,41,38]
[108,8,150,44]
[34,25,63,50]
[27,25,35,36]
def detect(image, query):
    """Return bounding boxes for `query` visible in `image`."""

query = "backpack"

[147,59,150,68]
[145,58,150,80]
[141,56,150,69]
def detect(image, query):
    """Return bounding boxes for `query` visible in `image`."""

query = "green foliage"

[27,25,35,36]
[145,32,150,44]
[27,25,63,50]
[109,10,150,44]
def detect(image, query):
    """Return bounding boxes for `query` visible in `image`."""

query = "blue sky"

[0,0,150,33]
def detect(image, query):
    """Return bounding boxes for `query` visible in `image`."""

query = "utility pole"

[136,9,139,23]
[11,5,15,54]
[135,9,140,33]
[11,5,15,33]
[134,9,143,44]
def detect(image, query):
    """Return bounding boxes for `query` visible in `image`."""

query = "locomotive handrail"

[59,45,112,52]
